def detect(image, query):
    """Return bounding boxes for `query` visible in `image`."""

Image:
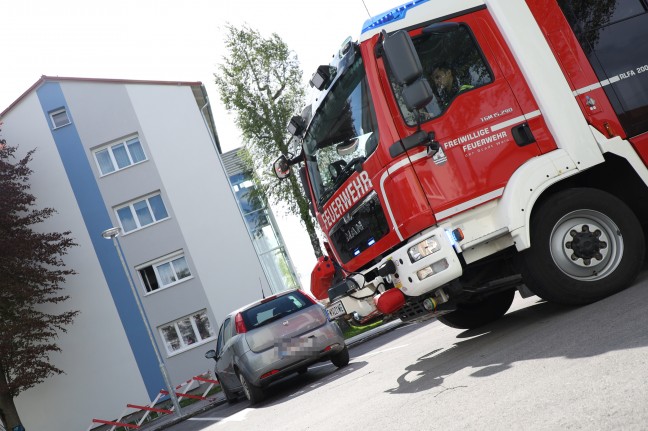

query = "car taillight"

[235,312,247,333]
[260,369,280,379]
[321,343,339,353]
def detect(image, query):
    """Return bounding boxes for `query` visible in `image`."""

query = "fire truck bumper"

[385,228,463,298]
[326,228,463,322]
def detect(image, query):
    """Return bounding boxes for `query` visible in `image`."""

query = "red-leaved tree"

[0,142,78,430]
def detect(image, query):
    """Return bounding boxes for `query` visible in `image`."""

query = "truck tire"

[238,372,265,405]
[516,188,644,305]
[437,289,515,329]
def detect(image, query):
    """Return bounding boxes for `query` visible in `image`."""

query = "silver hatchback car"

[205,289,349,404]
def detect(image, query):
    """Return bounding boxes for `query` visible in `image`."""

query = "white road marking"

[354,344,409,360]
[212,408,252,425]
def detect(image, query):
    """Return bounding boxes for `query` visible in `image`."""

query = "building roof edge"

[1,75,203,117]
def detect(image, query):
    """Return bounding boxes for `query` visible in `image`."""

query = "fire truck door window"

[389,24,493,126]
[558,0,648,136]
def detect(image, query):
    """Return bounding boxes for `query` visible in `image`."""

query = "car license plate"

[278,337,315,358]
[326,301,346,319]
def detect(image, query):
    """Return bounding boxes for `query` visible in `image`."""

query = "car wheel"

[516,188,644,305]
[437,289,515,329]
[216,374,238,404]
[330,345,350,368]
[238,372,265,405]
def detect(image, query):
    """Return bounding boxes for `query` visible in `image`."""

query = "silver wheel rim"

[239,374,251,400]
[550,209,623,281]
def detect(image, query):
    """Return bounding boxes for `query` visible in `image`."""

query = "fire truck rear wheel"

[437,289,515,329]
[517,188,644,305]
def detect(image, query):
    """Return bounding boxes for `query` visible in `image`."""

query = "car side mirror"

[205,349,218,361]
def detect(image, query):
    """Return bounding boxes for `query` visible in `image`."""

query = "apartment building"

[1,76,269,431]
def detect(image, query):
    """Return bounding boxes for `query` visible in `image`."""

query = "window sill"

[121,217,170,236]
[144,276,194,296]
[98,159,148,178]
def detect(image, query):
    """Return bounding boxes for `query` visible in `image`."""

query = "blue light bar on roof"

[361,0,430,34]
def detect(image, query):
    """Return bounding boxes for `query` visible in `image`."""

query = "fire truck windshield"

[302,53,379,206]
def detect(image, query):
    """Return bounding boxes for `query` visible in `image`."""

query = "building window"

[138,253,192,293]
[159,310,215,355]
[50,108,71,128]
[94,137,147,175]
[115,193,169,233]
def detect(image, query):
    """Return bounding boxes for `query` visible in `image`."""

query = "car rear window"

[242,291,314,330]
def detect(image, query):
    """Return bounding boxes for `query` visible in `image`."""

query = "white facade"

[1,77,269,431]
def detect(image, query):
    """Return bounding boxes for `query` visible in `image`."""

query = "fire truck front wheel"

[517,188,645,305]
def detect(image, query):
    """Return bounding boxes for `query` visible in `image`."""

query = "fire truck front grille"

[329,191,389,263]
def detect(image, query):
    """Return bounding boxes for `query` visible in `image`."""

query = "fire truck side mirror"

[383,30,434,111]
[383,30,423,86]
[402,79,434,111]
[273,155,292,180]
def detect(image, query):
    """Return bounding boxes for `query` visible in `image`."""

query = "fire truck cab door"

[388,11,544,222]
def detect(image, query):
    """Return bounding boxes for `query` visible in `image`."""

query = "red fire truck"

[273,0,648,329]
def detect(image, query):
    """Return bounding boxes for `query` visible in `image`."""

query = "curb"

[141,397,227,431]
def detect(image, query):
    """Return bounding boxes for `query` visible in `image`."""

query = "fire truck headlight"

[407,237,441,263]
[416,259,449,281]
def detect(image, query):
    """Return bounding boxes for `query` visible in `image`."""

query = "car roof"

[226,288,304,318]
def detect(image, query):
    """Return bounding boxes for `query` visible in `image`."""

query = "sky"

[1,0,399,289]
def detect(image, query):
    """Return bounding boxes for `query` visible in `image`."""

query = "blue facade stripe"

[36,82,165,400]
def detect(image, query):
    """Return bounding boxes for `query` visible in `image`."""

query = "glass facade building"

[221,149,300,293]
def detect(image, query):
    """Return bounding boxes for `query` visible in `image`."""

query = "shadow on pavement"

[385,273,648,395]
[242,359,369,409]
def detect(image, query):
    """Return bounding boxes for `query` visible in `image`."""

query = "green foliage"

[0,143,78,428]
[342,320,384,340]
[207,385,223,397]
[277,251,299,290]
[215,24,322,257]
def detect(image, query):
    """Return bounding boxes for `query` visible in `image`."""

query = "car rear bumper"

[241,322,346,387]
